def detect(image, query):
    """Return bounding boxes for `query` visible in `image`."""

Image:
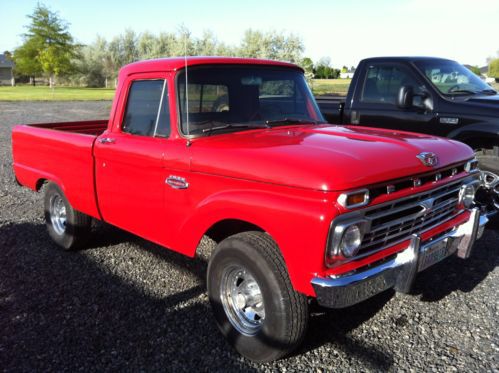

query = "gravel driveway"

[1,101,498,372]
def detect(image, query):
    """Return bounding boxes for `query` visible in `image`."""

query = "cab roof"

[120,56,303,76]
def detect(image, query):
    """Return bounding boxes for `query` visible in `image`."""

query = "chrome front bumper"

[311,208,488,309]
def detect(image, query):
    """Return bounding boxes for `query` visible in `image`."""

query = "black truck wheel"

[475,147,499,222]
[44,182,91,249]
[207,232,309,362]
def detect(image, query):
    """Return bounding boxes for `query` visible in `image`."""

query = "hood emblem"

[417,152,438,167]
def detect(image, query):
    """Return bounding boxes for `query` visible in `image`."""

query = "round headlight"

[459,183,476,209]
[340,225,362,257]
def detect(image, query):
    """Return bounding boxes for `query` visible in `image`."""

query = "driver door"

[350,63,440,135]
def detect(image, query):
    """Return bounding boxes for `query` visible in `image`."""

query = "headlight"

[458,182,477,209]
[339,225,362,257]
[327,219,369,266]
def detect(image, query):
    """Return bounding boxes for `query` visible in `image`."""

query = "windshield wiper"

[202,123,268,134]
[479,89,497,95]
[265,117,324,127]
[447,89,478,95]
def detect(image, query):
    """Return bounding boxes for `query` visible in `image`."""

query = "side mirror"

[397,85,414,109]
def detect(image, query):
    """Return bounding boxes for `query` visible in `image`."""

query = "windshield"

[414,60,494,96]
[177,66,325,136]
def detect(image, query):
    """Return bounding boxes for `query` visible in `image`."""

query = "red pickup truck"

[12,57,488,362]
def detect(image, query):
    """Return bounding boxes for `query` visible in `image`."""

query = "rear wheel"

[44,182,92,249]
[207,232,309,362]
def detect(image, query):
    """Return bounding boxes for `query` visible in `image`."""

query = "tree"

[13,38,43,84]
[489,58,499,80]
[300,57,315,82]
[315,57,333,79]
[14,3,79,87]
[239,29,304,63]
[468,65,481,76]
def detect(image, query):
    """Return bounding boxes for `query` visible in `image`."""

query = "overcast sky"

[1,0,498,67]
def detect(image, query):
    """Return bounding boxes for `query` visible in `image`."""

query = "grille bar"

[357,180,465,256]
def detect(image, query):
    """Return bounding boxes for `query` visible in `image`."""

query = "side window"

[361,65,421,105]
[122,80,171,137]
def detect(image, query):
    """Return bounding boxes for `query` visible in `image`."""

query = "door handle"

[98,137,115,144]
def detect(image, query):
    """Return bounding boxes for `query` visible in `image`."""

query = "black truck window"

[122,80,171,137]
[361,65,420,105]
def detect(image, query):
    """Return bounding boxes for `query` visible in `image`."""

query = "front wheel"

[44,182,92,250]
[475,147,499,222]
[207,232,309,362]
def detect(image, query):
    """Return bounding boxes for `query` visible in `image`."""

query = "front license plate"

[418,239,454,272]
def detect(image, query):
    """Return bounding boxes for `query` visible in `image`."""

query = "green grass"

[0,79,496,101]
[0,86,115,101]
[311,79,351,96]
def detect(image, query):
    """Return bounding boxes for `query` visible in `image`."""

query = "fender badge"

[417,152,438,167]
[439,117,459,125]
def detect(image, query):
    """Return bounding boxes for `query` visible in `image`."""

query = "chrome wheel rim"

[50,194,67,235]
[220,265,265,336]
[481,170,499,209]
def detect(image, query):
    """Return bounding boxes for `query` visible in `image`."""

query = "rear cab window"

[122,80,171,137]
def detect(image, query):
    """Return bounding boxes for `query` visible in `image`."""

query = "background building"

[0,54,14,86]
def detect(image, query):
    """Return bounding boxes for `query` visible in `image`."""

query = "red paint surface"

[11,57,476,296]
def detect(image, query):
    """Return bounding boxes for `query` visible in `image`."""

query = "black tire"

[475,147,499,226]
[44,182,92,250]
[207,231,308,362]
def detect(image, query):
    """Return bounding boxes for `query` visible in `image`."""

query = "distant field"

[0,86,115,101]
[0,79,496,100]
[311,79,351,96]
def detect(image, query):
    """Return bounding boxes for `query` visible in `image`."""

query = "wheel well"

[205,219,265,243]
[36,178,47,191]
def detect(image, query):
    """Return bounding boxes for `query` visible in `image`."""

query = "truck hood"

[190,124,474,191]
[461,93,499,113]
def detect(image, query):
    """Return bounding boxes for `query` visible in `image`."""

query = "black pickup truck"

[316,56,499,215]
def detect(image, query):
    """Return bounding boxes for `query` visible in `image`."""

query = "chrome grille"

[359,180,463,255]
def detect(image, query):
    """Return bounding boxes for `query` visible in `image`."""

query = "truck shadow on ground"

[1,222,496,371]
[411,227,498,302]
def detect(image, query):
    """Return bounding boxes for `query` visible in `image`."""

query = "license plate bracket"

[418,238,456,272]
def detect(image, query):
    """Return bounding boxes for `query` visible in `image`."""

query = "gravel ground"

[0,101,498,372]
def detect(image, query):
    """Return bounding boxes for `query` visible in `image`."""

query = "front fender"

[448,121,499,145]
[175,187,335,295]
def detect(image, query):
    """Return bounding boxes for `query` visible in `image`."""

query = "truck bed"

[27,120,108,136]
[12,120,108,219]
[314,95,345,124]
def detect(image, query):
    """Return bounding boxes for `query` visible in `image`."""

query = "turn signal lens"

[347,194,365,206]
[338,189,370,209]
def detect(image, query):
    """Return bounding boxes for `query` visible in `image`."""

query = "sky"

[1,0,498,68]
